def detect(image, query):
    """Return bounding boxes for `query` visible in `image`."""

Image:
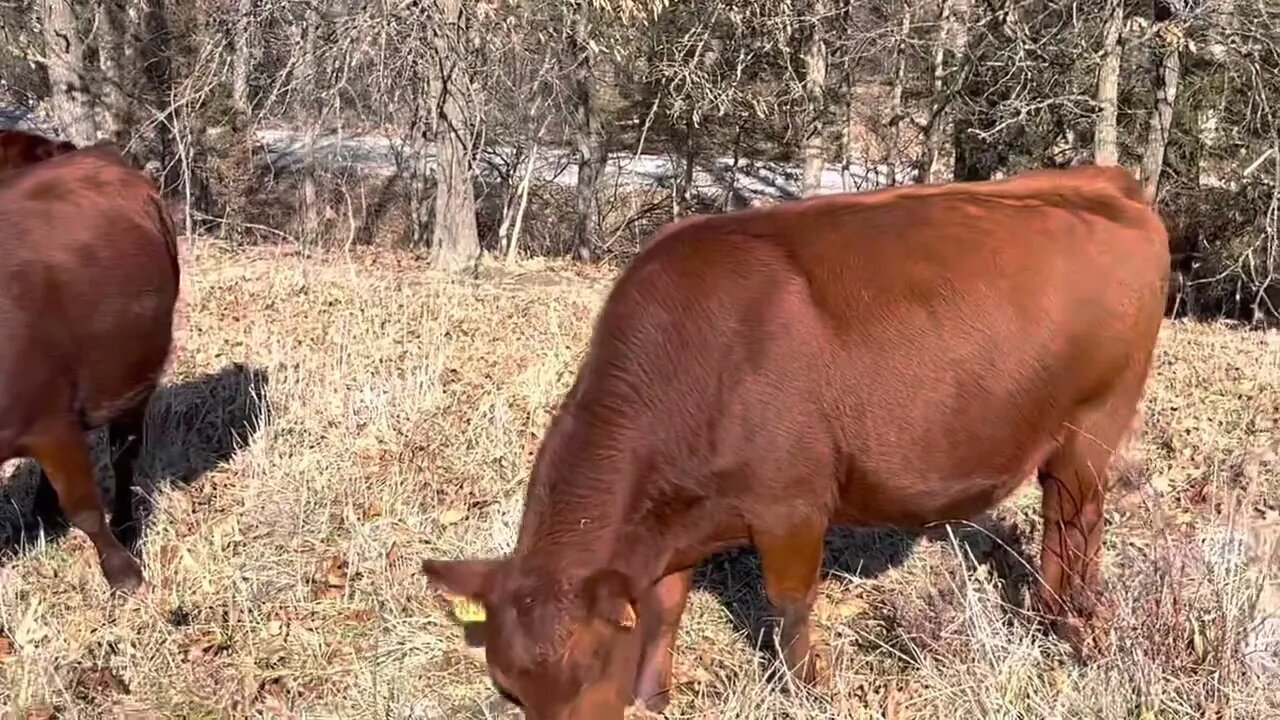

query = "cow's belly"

[831,430,1058,529]
[833,469,1038,529]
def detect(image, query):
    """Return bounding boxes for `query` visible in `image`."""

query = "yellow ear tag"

[448,594,487,624]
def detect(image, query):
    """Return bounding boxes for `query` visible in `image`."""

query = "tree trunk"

[728,120,744,209]
[922,0,967,183]
[799,0,830,196]
[675,114,696,217]
[138,0,176,181]
[570,0,603,262]
[300,3,320,243]
[1093,0,1124,165]
[95,0,133,144]
[1141,1,1182,201]
[429,0,480,273]
[886,3,912,185]
[42,0,96,144]
[952,0,1006,182]
[840,69,856,191]
[231,0,255,116]
[505,141,539,263]
[407,130,433,247]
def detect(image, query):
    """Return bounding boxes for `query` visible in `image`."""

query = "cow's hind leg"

[633,568,693,712]
[755,517,828,687]
[107,395,152,549]
[26,418,144,593]
[33,394,152,548]
[32,467,64,533]
[1036,393,1137,655]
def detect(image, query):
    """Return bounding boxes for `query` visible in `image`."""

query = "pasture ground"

[1,245,1277,719]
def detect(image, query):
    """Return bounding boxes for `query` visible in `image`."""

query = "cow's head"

[421,555,643,719]
[36,138,77,162]
[0,130,78,181]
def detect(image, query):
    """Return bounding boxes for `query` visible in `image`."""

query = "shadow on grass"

[0,362,270,567]
[693,515,1040,685]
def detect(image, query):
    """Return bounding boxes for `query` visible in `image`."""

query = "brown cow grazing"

[422,164,1170,719]
[0,128,78,183]
[0,143,180,593]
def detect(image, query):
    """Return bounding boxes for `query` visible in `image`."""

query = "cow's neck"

[511,395,668,590]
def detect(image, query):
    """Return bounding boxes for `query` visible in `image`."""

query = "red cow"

[422,165,1170,719]
[0,142,180,594]
[0,128,78,183]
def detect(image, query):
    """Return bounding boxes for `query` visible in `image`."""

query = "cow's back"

[604,166,1168,532]
[0,145,179,450]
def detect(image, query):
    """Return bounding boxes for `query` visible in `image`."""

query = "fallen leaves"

[73,665,131,702]
[254,677,297,720]
[21,704,56,720]
[342,607,376,625]
[257,628,290,668]
[438,507,466,527]
[185,629,231,661]
[208,516,242,552]
[312,555,349,601]
[831,595,868,621]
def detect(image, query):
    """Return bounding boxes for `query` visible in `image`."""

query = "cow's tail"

[149,189,182,285]
[148,187,187,374]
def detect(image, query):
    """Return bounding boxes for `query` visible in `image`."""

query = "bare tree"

[799,0,831,196]
[231,0,255,116]
[921,0,969,183]
[429,0,481,273]
[94,0,133,143]
[886,2,913,185]
[300,2,321,243]
[569,0,604,262]
[41,0,97,144]
[1141,0,1183,199]
[1093,0,1123,165]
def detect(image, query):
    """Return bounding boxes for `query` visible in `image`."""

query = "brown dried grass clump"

[1,245,1276,719]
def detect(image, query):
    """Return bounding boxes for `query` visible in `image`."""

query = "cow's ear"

[581,569,638,630]
[421,557,503,601]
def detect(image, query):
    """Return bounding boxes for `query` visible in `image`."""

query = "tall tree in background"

[1093,0,1124,165]
[569,0,604,262]
[921,0,968,182]
[41,0,96,144]
[885,2,913,186]
[1141,0,1183,200]
[95,0,134,145]
[799,0,831,196]
[429,0,481,272]
[231,0,255,117]
[299,1,322,243]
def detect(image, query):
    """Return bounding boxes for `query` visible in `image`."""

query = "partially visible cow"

[0,142,180,594]
[421,164,1171,719]
[0,128,78,183]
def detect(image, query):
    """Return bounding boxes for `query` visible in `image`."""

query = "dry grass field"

[1,244,1277,719]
